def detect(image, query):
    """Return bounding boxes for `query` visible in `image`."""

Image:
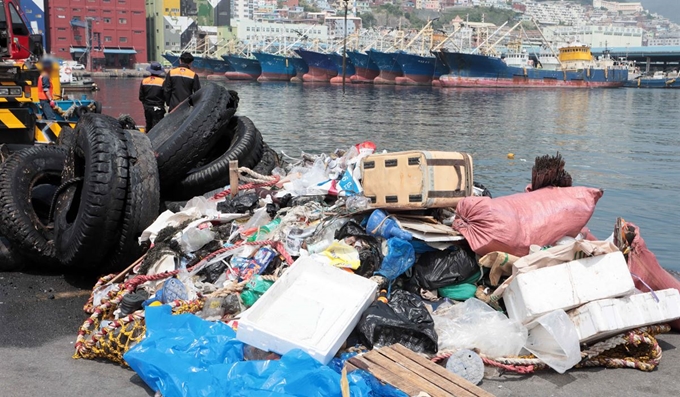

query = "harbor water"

[96,79,680,270]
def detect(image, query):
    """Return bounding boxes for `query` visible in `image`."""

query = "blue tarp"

[124,305,406,397]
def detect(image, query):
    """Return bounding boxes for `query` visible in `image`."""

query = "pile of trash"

[4,83,680,396]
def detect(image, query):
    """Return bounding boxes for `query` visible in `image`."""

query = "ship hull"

[328,53,356,84]
[438,51,627,88]
[624,78,680,88]
[394,51,449,86]
[347,51,379,83]
[162,53,179,67]
[290,57,308,82]
[368,50,403,85]
[295,49,338,82]
[204,57,231,75]
[222,55,261,80]
[253,52,297,82]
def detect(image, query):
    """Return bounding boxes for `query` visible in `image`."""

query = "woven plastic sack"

[453,186,603,257]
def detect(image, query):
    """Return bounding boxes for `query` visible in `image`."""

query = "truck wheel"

[148,83,232,190]
[252,142,280,176]
[57,125,76,148]
[0,145,67,263]
[53,114,129,268]
[104,130,160,270]
[169,115,263,199]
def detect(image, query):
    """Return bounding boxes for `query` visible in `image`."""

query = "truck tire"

[104,130,160,270]
[148,83,232,190]
[169,116,263,199]
[0,236,25,271]
[53,114,130,268]
[0,145,67,263]
[57,125,76,148]
[252,142,280,176]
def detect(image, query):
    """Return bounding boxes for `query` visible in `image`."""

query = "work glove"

[49,100,55,108]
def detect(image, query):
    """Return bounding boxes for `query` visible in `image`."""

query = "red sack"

[625,222,680,331]
[453,186,603,257]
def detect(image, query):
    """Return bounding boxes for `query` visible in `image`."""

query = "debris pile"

[1,84,680,396]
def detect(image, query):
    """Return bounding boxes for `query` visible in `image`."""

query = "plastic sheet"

[412,247,479,290]
[376,238,415,281]
[453,186,603,257]
[124,306,399,397]
[525,310,581,373]
[356,290,438,354]
[432,298,527,358]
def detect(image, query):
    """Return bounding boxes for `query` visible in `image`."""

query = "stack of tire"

[0,114,160,271]
[0,83,277,271]
[148,83,276,200]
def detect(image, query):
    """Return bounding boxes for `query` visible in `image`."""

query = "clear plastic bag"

[524,310,581,373]
[432,298,527,358]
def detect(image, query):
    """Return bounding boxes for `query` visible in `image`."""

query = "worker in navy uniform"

[139,62,166,132]
[163,52,201,111]
[38,59,56,120]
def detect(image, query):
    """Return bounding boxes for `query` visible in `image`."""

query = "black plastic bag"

[217,192,259,214]
[412,247,479,290]
[356,290,438,354]
[335,220,382,278]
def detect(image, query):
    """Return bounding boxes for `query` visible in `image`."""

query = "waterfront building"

[232,19,329,42]
[544,25,644,48]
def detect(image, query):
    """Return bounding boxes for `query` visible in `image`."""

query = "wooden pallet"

[346,344,495,397]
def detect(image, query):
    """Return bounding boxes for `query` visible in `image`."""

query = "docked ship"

[290,57,309,83]
[624,70,680,88]
[328,52,356,84]
[253,51,298,82]
[295,48,338,82]
[368,49,403,84]
[438,43,628,88]
[394,51,449,86]
[347,50,380,83]
[222,54,261,80]
[203,56,232,75]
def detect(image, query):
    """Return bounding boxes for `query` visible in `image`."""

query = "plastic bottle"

[180,227,215,252]
[247,218,281,242]
[366,209,412,240]
[345,195,371,212]
[306,218,350,254]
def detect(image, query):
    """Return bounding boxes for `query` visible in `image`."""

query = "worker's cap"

[180,52,194,63]
[42,59,54,69]
[147,61,165,76]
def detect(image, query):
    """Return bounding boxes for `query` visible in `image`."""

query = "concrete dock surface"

[1,271,678,397]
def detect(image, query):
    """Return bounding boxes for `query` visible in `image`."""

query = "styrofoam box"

[504,251,635,324]
[568,289,680,343]
[236,257,378,364]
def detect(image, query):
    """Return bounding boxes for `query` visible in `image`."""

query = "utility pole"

[342,0,348,93]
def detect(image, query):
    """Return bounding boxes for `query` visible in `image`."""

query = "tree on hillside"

[360,12,377,28]
[379,4,403,27]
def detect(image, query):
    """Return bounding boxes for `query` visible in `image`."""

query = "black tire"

[148,83,232,190]
[252,142,280,176]
[57,125,76,148]
[0,145,67,263]
[53,114,130,267]
[93,101,102,114]
[0,235,25,271]
[170,116,264,200]
[104,130,160,270]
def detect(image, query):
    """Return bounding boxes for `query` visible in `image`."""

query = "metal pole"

[85,19,92,72]
[342,1,348,93]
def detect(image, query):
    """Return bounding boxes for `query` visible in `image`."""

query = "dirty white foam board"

[568,289,680,343]
[504,251,636,324]
[237,257,378,364]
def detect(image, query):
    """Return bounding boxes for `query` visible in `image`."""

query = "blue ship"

[438,45,628,88]
[367,50,403,84]
[290,56,309,82]
[327,52,356,83]
[347,51,380,83]
[295,48,338,82]
[191,55,209,74]
[624,74,680,88]
[162,53,179,66]
[203,57,232,74]
[394,51,449,86]
[252,52,297,82]
[222,55,261,80]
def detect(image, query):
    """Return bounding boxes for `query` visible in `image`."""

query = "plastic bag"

[453,186,603,257]
[375,238,415,281]
[240,276,274,307]
[311,241,361,270]
[356,289,438,354]
[336,220,383,278]
[216,192,259,214]
[412,247,479,290]
[524,310,581,374]
[432,298,527,358]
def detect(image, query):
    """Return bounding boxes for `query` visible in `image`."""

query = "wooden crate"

[346,344,494,397]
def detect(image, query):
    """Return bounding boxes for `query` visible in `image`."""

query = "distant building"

[592,0,643,14]
[232,19,328,42]
[647,32,680,46]
[415,0,440,11]
[47,0,147,68]
[544,25,644,48]
[324,16,362,38]
[524,1,586,26]
[163,16,199,52]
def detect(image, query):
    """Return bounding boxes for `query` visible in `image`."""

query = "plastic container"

[503,251,636,323]
[445,349,484,385]
[568,289,680,343]
[237,257,378,364]
[366,210,412,240]
[524,310,581,374]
